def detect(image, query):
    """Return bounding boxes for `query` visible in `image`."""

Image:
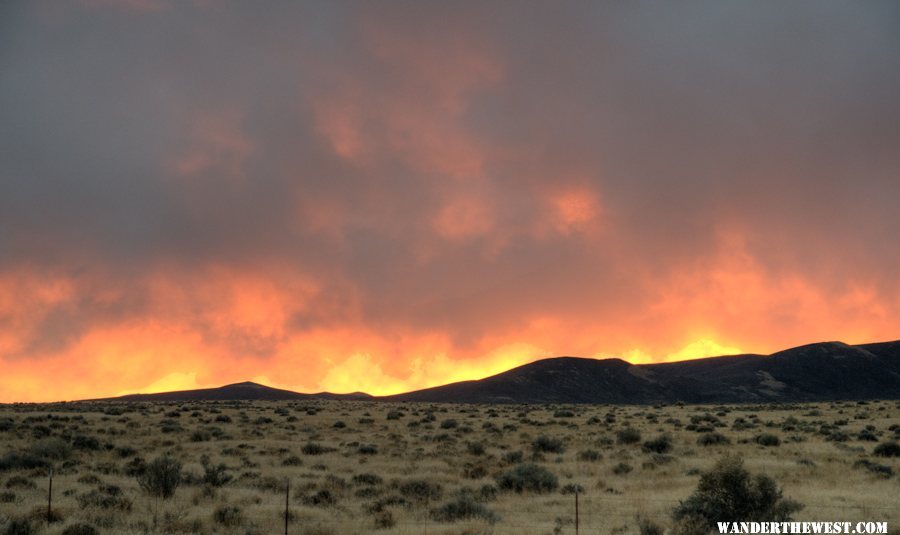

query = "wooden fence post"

[575,489,579,535]
[284,478,290,535]
[47,468,54,522]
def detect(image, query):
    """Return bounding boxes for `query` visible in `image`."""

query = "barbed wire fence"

[28,469,900,534]
[159,483,899,534]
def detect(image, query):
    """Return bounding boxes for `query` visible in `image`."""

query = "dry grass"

[0,399,898,534]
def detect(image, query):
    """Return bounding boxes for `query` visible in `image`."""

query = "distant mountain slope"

[84,340,900,404]
[385,340,900,403]
[95,381,372,402]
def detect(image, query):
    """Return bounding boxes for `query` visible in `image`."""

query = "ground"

[0,399,898,534]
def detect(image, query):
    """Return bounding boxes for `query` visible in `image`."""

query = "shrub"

[77,485,132,511]
[303,489,337,507]
[495,463,558,493]
[672,456,802,530]
[72,435,101,451]
[617,428,642,445]
[532,435,566,454]
[3,518,34,535]
[302,443,335,455]
[399,479,442,503]
[352,473,383,486]
[5,476,35,490]
[137,455,182,498]
[358,444,378,455]
[190,430,211,442]
[577,449,603,462]
[466,442,485,456]
[201,455,232,487]
[857,429,878,442]
[373,509,395,529]
[502,451,524,464]
[853,460,894,478]
[642,434,673,454]
[61,524,98,535]
[697,432,730,446]
[463,463,488,479]
[612,462,633,475]
[430,495,498,523]
[637,516,664,535]
[115,446,137,458]
[440,419,458,429]
[213,505,243,526]
[386,410,404,420]
[754,434,781,447]
[29,438,72,462]
[873,441,900,458]
[0,491,15,503]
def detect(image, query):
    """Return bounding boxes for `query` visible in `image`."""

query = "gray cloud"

[1,0,899,369]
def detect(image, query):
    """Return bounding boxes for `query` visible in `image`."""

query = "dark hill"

[98,381,372,402]
[83,339,900,404]
[385,340,900,403]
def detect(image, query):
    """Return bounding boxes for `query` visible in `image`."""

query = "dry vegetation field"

[1,399,899,534]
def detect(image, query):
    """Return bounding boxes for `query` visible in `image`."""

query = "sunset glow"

[1,1,899,402]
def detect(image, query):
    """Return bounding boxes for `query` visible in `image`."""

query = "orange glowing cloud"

[3,2,899,403]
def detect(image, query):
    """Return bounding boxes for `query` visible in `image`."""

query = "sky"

[1,1,899,402]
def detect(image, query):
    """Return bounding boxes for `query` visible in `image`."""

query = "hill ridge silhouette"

[83,339,900,403]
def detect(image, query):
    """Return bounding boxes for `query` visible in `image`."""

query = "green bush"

[495,463,558,493]
[137,455,182,499]
[672,456,802,531]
